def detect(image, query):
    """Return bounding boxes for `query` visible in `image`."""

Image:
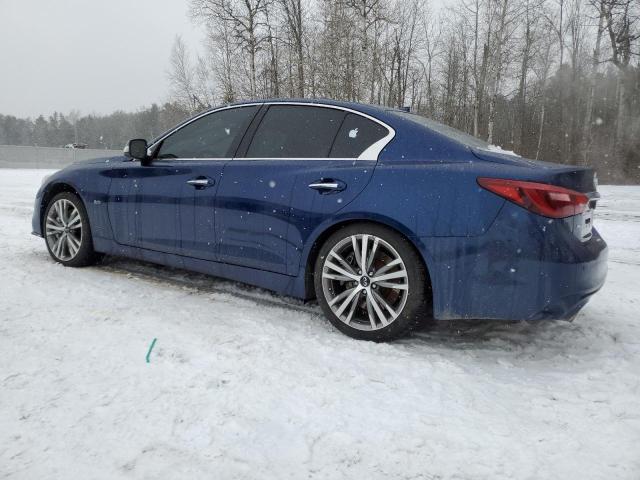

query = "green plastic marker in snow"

[146,338,157,363]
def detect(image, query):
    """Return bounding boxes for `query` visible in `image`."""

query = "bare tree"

[191,0,270,98]
[161,0,640,182]
[168,36,200,112]
[602,0,640,179]
[279,0,306,96]
[581,0,607,164]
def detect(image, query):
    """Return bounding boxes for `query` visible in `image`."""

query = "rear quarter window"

[330,114,388,158]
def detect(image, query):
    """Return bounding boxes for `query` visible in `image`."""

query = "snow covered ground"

[1,169,639,480]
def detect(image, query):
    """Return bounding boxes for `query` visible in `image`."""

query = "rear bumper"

[418,202,608,321]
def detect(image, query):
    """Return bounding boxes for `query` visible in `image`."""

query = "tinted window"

[330,113,388,158]
[157,106,258,159]
[246,105,345,158]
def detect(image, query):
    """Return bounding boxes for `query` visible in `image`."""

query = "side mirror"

[124,139,150,163]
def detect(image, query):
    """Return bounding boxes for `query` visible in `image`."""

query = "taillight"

[477,178,589,218]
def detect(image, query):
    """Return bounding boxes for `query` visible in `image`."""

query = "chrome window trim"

[146,157,232,163]
[147,101,395,162]
[240,157,375,162]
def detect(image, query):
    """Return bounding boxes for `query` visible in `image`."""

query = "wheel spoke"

[325,261,360,281]
[67,211,81,228]
[351,236,362,269]
[46,222,65,233]
[372,269,407,283]
[372,290,398,319]
[344,295,359,324]
[360,234,368,273]
[64,200,73,224]
[368,292,389,326]
[53,235,64,258]
[329,250,356,275]
[335,288,362,317]
[67,233,81,252]
[366,237,379,270]
[328,286,358,307]
[322,273,353,282]
[376,281,408,290]
[66,236,78,257]
[373,258,402,277]
[365,296,377,329]
[47,215,63,226]
[54,201,65,225]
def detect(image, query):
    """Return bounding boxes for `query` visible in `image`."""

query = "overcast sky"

[0,0,203,118]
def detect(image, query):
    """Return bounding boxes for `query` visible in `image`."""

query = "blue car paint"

[32,98,607,322]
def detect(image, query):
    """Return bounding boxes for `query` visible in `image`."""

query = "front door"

[108,105,259,258]
[107,156,196,256]
[149,105,260,261]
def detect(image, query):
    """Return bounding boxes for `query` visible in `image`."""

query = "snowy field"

[1,169,639,480]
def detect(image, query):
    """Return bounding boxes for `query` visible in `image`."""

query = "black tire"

[314,223,430,341]
[43,192,103,267]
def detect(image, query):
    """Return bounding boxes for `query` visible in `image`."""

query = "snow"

[1,169,639,479]
[483,144,521,156]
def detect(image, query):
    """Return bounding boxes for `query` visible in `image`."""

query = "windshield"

[389,110,490,149]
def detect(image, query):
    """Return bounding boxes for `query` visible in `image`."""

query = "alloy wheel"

[45,198,83,261]
[321,234,409,331]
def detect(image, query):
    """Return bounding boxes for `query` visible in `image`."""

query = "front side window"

[246,105,345,158]
[329,113,388,158]
[156,106,258,159]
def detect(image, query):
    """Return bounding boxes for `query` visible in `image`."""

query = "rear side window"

[246,105,345,158]
[330,113,388,158]
[156,106,258,159]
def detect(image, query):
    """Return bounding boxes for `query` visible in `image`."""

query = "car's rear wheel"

[314,223,429,341]
[44,192,102,267]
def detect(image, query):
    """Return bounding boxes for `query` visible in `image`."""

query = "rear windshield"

[389,111,490,149]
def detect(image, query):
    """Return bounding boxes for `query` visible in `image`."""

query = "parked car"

[32,99,607,341]
[63,143,88,149]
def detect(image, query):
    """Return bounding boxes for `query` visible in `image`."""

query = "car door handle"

[187,177,214,189]
[308,180,346,193]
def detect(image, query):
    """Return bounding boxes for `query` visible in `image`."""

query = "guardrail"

[0,145,122,169]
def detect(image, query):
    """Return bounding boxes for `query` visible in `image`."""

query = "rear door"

[285,112,392,274]
[215,104,392,275]
[215,104,344,274]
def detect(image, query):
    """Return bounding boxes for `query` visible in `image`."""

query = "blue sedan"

[32,99,608,341]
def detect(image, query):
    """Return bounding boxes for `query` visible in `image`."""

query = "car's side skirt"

[93,238,308,300]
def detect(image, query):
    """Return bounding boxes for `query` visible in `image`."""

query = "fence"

[0,145,122,169]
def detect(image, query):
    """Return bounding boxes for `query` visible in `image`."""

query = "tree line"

[0,103,190,151]
[2,0,638,183]
[170,0,640,183]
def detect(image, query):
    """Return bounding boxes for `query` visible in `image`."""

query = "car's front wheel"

[44,192,102,267]
[314,223,429,341]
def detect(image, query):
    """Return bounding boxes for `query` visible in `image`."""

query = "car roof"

[150,98,411,147]
[210,98,404,123]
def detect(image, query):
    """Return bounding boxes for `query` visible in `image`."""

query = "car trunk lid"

[471,147,598,193]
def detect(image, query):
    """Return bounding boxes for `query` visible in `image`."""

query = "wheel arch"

[40,182,84,230]
[302,216,434,307]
